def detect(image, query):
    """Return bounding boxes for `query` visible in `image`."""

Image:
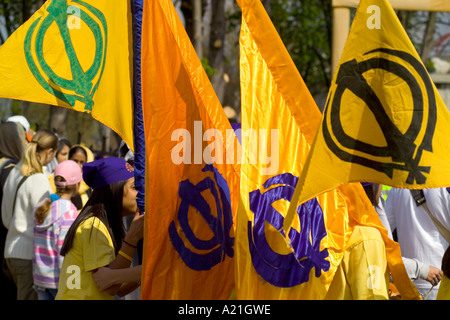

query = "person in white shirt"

[385,187,449,300]
[363,184,441,297]
[1,130,58,300]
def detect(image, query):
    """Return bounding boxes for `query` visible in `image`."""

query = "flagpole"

[333,0,450,11]
[331,6,350,80]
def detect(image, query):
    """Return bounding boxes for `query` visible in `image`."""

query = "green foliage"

[0,0,42,43]
[10,99,21,115]
[201,57,218,78]
[426,59,435,72]
[225,1,332,96]
[270,0,332,96]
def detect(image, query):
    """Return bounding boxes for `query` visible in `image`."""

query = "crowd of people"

[0,116,143,300]
[0,115,450,300]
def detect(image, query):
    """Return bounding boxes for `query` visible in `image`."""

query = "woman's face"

[122,177,138,216]
[70,150,87,168]
[56,144,70,163]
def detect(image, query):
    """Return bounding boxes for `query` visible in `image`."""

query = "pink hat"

[54,160,83,187]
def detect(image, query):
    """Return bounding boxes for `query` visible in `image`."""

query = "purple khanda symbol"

[248,173,330,287]
[169,164,234,271]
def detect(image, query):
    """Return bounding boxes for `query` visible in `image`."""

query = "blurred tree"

[397,10,450,69]
[225,0,333,104]
[0,0,44,44]
[270,0,332,97]
[420,12,437,64]
[181,0,207,57]
[208,0,226,102]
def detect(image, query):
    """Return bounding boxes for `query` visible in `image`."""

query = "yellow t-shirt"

[55,217,115,300]
[325,225,390,300]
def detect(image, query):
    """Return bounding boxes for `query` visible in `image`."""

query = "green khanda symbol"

[24,0,107,111]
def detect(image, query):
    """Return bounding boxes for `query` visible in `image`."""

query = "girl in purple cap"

[33,160,82,300]
[55,157,144,300]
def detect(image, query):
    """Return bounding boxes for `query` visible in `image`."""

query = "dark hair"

[60,179,127,256]
[69,145,87,160]
[442,246,450,279]
[363,183,381,208]
[57,138,72,154]
[0,121,26,162]
[118,142,130,159]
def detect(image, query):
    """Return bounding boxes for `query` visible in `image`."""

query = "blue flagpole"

[131,0,145,264]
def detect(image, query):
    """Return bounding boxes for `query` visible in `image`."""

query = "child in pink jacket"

[33,160,82,300]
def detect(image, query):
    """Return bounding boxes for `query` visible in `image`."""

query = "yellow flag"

[0,0,134,148]
[237,0,338,299]
[292,0,450,207]
[237,0,420,300]
[139,0,240,300]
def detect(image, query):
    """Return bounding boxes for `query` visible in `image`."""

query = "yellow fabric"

[236,0,420,300]
[325,226,389,300]
[292,0,450,205]
[437,275,450,300]
[55,217,115,300]
[139,0,240,300]
[237,0,345,299]
[285,0,431,300]
[0,0,134,149]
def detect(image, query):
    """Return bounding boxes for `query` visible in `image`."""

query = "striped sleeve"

[56,201,79,269]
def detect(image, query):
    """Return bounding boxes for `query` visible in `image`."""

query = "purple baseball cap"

[54,160,83,187]
[83,157,134,189]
